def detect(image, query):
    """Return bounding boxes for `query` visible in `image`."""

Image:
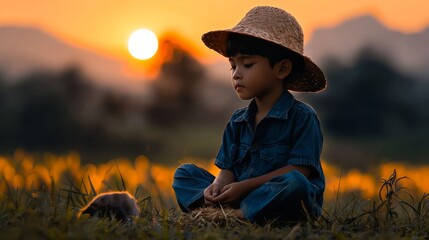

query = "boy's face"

[228,54,283,100]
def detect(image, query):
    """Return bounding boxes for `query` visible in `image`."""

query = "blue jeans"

[172,164,321,223]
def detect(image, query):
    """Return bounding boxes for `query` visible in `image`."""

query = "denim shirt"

[215,91,325,206]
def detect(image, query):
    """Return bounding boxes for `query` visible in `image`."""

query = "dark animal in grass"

[78,191,139,221]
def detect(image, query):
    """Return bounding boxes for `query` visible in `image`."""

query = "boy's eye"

[229,63,253,71]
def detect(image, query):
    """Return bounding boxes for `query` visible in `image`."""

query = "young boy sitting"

[172,6,326,224]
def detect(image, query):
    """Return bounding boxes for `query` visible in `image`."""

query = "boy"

[172,6,326,223]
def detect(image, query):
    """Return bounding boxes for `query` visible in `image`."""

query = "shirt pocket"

[230,143,249,165]
[230,143,250,180]
[260,143,291,169]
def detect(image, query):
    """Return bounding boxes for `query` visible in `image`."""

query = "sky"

[1,0,429,63]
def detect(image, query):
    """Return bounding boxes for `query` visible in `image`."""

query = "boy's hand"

[204,169,236,206]
[211,181,250,206]
[203,183,222,206]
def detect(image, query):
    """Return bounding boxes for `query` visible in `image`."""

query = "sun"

[128,28,158,60]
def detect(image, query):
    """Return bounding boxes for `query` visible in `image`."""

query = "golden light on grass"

[1,150,429,208]
[128,28,159,60]
[323,161,376,199]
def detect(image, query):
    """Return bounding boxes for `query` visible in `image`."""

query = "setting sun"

[128,28,158,60]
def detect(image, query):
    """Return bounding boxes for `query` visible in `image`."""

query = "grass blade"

[115,161,126,191]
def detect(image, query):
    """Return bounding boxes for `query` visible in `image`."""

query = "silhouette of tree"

[0,66,151,161]
[146,46,206,126]
[304,47,429,166]
[307,47,423,137]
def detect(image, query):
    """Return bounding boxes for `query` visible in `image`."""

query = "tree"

[146,45,206,126]
[307,47,422,137]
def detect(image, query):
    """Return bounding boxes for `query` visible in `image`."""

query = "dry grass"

[178,205,249,229]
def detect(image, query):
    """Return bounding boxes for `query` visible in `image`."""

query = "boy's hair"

[225,33,304,84]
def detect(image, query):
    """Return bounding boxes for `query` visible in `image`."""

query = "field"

[0,150,428,239]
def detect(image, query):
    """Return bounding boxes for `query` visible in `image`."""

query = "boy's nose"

[232,70,241,80]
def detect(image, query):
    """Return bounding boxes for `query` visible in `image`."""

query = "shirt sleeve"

[287,111,324,178]
[214,118,236,171]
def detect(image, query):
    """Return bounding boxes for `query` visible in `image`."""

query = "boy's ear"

[276,59,292,80]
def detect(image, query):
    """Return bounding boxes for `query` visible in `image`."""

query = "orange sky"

[1,0,429,64]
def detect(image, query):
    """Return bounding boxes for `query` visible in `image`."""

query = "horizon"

[1,12,429,83]
[1,13,428,62]
[1,1,429,63]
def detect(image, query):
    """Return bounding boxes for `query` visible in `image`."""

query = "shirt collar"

[234,91,295,122]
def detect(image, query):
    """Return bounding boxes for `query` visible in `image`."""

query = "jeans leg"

[240,170,319,223]
[172,163,215,212]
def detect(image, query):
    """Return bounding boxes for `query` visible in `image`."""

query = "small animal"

[78,191,140,221]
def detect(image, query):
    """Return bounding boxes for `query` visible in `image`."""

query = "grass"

[0,157,428,239]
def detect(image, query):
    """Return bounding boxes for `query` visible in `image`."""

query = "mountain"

[0,26,144,93]
[305,15,429,77]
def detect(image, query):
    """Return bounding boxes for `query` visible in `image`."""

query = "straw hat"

[202,6,326,92]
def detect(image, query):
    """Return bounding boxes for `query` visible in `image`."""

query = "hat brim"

[202,30,326,92]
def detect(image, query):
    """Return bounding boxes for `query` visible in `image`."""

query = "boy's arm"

[204,169,236,205]
[214,169,236,186]
[241,164,310,191]
[212,164,310,204]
